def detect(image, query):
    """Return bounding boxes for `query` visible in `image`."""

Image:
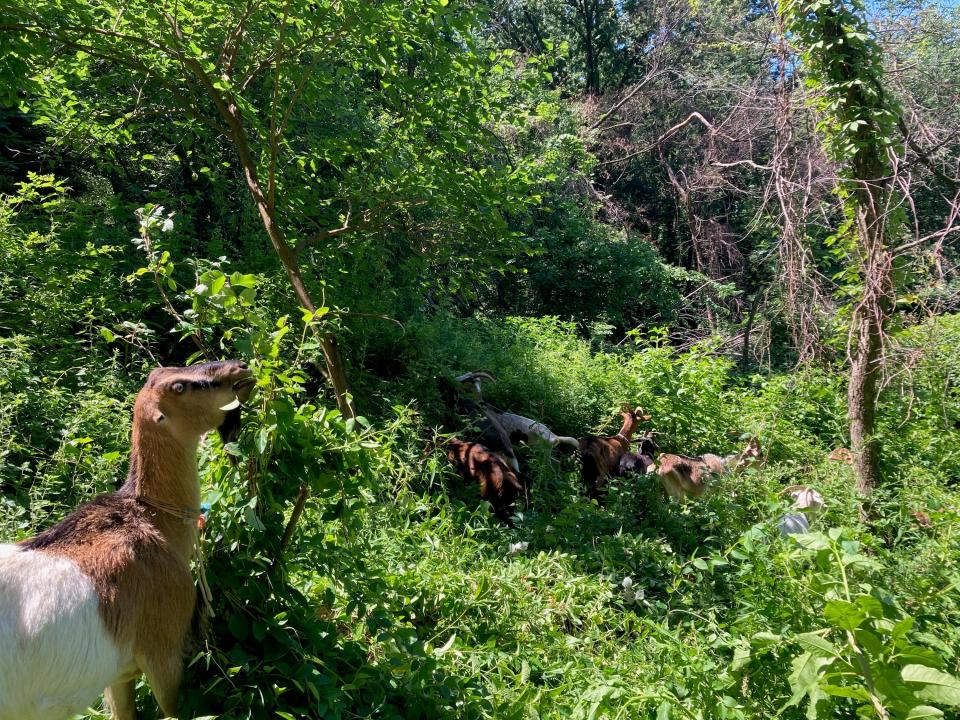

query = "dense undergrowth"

[2,219,959,717]
[2,0,960,714]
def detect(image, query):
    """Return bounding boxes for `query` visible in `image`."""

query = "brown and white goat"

[446,437,525,524]
[579,407,649,499]
[454,370,579,458]
[657,437,760,500]
[0,360,255,720]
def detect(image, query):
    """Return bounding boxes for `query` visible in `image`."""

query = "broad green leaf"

[819,684,870,701]
[731,643,751,671]
[854,628,884,656]
[902,665,960,706]
[783,651,832,709]
[793,532,830,551]
[906,706,944,719]
[796,631,840,656]
[751,631,782,648]
[856,595,884,618]
[824,599,866,631]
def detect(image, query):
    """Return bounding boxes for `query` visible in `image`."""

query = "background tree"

[0,0,542,415]
[782,0,902,495]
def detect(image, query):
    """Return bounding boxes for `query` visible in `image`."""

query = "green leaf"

[783,651,832,709]
[796,631,840,657]
[856,595,884,618]
[892,617,916,641]
[656,700,671,720]
[209,273,226,295]
[819,684,870,701]
[824,599,866,631]
[751,631,782,648]
[906,706,944,719]
[902,665,960,706]
[731,642,751,671]
[899,645,945,669]
[793,532,830,551]
[854,628,884,657]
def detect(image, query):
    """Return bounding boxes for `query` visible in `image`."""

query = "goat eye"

[172,382,185,394]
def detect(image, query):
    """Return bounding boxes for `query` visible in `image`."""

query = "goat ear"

[139,392,164,425]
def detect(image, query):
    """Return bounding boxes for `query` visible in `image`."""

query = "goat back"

[617,452,656,476]
[656,453,711,499]
[446,439,523,514]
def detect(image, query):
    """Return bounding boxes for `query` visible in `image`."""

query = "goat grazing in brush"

[0,360,255,720]
[444,370,579,472]
[828,447,853,465]
[446,437,525,524]
[615,432,659,478]
[579,406,649,499]
[437,374,520,472]
[657,437,761,500]
[458,370,578,450]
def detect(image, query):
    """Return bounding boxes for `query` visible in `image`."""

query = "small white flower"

[193,283,208,295]
[619,577,647,605]
[161,217,175,233]
[508,541,529,554]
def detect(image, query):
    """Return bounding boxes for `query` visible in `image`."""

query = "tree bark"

[578,0,600,93]
[740,289,761,371]
[224,102,356,418]
[847,184,892,496]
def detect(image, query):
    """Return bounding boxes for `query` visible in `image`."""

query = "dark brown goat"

[615,433,659,477]
[579,407,649,499]
[446,438,525,524]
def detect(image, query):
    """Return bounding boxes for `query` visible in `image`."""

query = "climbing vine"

[780,0,903,495]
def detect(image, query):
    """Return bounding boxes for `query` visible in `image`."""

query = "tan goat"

[0,360,255,720]
[657,437,760,499]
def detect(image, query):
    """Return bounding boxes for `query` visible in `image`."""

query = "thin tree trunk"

[847,189,892,496]
[225,103,356,418]
[847,308,883,495]
[740,289,761,371]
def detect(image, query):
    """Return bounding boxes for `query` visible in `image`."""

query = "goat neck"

[122,415,200,560]
[119,360,254,560]
[613,411,638,449]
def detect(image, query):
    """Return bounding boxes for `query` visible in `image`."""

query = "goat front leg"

[143,651,183,718]
[104,679,137,720]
